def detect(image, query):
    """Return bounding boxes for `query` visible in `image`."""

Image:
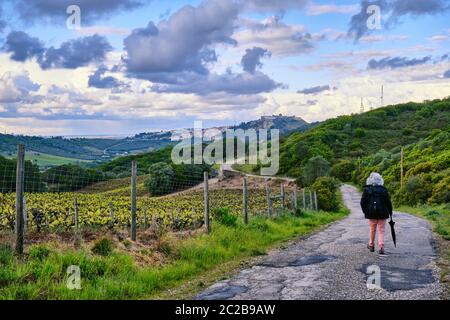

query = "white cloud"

[234,17,316,57]
[428,35,448,42]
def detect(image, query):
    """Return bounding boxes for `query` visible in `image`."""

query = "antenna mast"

[381,85,384,107]
[360,98,365,113]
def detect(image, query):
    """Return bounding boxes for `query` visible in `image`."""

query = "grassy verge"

[396,204,450,299]
[0,208,348,300]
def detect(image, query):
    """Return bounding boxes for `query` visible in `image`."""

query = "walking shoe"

[367,244,375,252]
[378,247,385,255]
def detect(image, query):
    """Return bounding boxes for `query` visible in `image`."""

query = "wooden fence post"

[131,161,137,241]
[243,177,248,225]
[314,191,318,211]
[280,184,285,210]
[15,144,25,255]
[74,198,79,229]
[204,172,210,234]
[309,190,313,210]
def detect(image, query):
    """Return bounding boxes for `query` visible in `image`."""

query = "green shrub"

[354,128,366,138]
[28,245,52,261]
[302,156,331,186]
[92,238,114,256]
[144,162,175,196]
[394,174,433,206]
[430,176,450,204]
[311,177,340,212]
[213,207,238,227]
[330,159,356,182]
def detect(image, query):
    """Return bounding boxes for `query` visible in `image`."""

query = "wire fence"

[1,145,320,253]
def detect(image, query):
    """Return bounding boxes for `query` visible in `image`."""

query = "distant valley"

[0,115,312,168]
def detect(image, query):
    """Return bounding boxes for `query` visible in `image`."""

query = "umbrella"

[389,215,397,247]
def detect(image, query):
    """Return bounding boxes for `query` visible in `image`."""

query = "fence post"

[204,172,210,234]
[280,184,285,210]
[15,144,25,255]
[265,184,272,217]
[294,188,298,212]
[314,191,318,211]
[74,198,79,229]
[243,177,248,225]
[131,161,137,241]
[309,190,313,210]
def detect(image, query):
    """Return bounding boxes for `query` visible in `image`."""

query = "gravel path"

[196,184,442,300]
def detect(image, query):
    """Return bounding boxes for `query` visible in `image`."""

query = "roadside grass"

[396,204,450,299]
[0,208,348,300]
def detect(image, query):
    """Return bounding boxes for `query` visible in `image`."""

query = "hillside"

[279,98,450,178]
[0,132,173,166]
[232,115,313,135]
[354,128,449,205]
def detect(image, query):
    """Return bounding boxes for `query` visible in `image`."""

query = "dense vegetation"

[280,98,449,179]
[354,129,449,206]
[278,98,450,206]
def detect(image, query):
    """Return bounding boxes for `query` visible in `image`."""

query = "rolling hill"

[279,98,450,178]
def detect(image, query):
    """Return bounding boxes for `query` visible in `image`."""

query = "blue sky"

[0,0,449,136]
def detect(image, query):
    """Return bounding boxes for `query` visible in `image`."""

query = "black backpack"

[367,187,386,216]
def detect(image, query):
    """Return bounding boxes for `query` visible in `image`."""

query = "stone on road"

[196,185,442,300]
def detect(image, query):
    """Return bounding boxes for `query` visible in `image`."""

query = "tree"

[330,159,356,182]
[302,156,331,186]
[312,177,340,212]
[144,162,175,196]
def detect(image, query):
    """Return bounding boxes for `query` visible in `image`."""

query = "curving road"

[196,185,442,300]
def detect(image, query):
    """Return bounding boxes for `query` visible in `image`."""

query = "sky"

[0,0,449,136]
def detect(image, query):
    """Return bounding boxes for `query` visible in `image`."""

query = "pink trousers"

[369,219,387,249]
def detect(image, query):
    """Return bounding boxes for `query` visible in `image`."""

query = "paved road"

[196,185,442,300]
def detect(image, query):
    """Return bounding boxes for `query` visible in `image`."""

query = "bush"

[302,156,331,186]
[354,128,366,138]
[394,174,433,206]
[311,177,340,212]
[430,176,450,204]
[213,207,238,227]
[330,159,356,182]
[92,238,114,256]
[144,162,175,196]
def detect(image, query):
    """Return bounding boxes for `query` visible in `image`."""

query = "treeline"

[0,156,108,192]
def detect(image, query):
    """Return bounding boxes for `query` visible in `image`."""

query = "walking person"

[360,173,393,255]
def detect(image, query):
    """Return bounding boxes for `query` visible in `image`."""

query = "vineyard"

[0,189,285,231]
